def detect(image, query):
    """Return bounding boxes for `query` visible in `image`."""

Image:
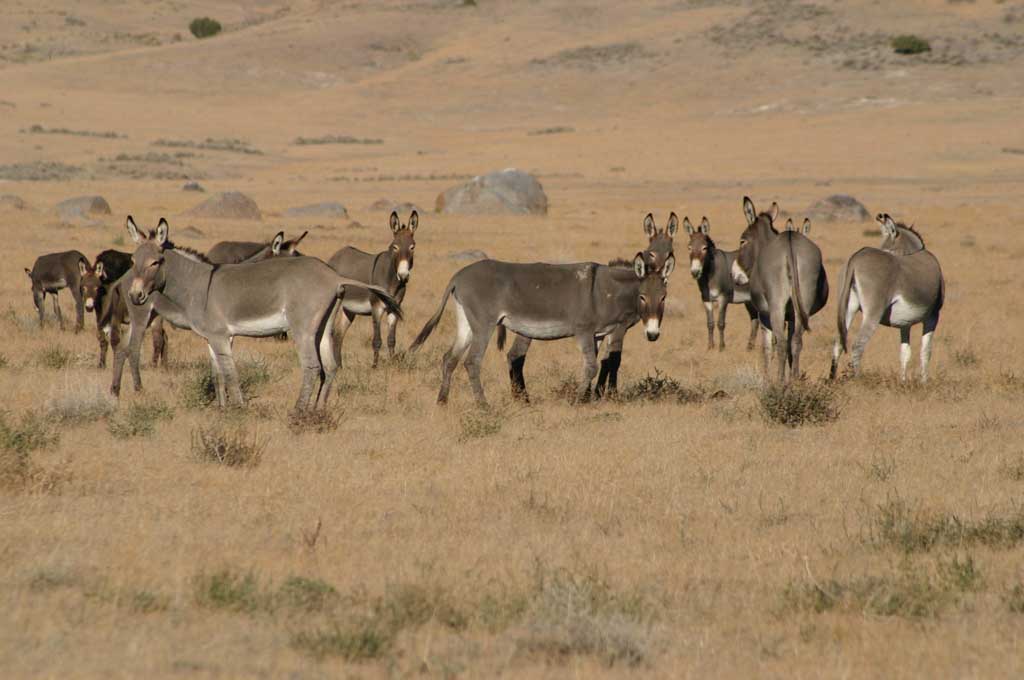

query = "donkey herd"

[23,197,945,411]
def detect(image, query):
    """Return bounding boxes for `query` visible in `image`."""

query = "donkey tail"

[496,325,507,351]
[786,233,810,332]
[835,261,856,354]
[409,280,455,352]
[336,278,402,320]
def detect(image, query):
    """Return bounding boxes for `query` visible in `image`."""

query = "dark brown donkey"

[25,250,88,330]
[684,216,759,351]
[328,211,418,368]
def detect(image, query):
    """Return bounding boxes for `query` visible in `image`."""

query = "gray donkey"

[830,214,944,382]
[684,216,760,351]
[25,250,88,330]
[732,197,829,382]
[410,253,676,406]
[328,211,418,368]
[207,230,308,264]
[111,217,401,410]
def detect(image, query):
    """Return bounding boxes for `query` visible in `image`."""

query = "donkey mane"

[147,230,213,264]
[608,257,633,268]
[894,222,925,247]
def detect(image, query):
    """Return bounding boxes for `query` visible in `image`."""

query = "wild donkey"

[410,253,676,406]
[111,217,401,410]
[732,197,829,382]
[830,214,944,382]
[25,250,88,331]
[328,211,418,368]
[499,213,677,401]
[684,216,759,351]
[207,231,308,264]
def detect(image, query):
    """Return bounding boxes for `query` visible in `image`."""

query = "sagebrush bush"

[180,358,272,408]
[892,34,931,55]
[759,380,840,427]
[37,345,73,370]
[0,410,61,490]
[287,409,339,435]
[191,425,267,468]
[189,17,222,39]
[459,410,502,441]
[45,382,116,424]
[107,400,173,438]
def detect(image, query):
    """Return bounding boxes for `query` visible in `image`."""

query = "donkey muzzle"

[690,259,702,279]
[644,319,661,341]
[731,259,749,286]
[84,298,95,311]
[396,261,411,282]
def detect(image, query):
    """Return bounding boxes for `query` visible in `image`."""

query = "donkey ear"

[95,261,105,278]
[802,218,811,235]
[785,218,794,231]
[643,213,657,238]
[290,230,308,252]
[271,232,285,255]
[126,215,143,243]
[155,218,169,246]
[769,202,780,222]
[700,217,711,235]
[666,212,679,237]
[742,197,756,226]
[78,259,89,276]
[683,217,694,235]
[633,252,646,279]
[661,254,676,281]
[389,211,401,233]
[25,268,32,278]
[883,214,897,235]
[408,211,419,232]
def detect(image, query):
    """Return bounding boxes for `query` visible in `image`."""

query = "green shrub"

[891,35,931,55]
[180,358,272,408]
[107,400,172,438]
[194,569,266,613]
[0,411,60,490]
[189,17,222,39]
[759,380,840,427]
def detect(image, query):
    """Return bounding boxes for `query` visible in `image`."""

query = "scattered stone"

[284,202,348,219]
[448,249,489,262]
[182,181,205,192]
[56,195,112,224]
[0,194,27,210]
[436,169,548,216]
[183,191,262,220]
[806,194,871,222]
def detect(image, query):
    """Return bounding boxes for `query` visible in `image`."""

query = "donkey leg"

[506,333,532,402]
[574,334,599,404]
[463,321,495,409]
[746,304,759,351]
[438,308,472,407]
[920,314,939,383]
[386,312,399,359]
[790,323,805,381]
[207,345,227,408]
[850,313,880,377]
[761,327,773,376]
[703,301,715,350]
[53,295,64,331]
[151,317,167,368]
[97,325,109,369]
[111,307,143,396]
[35,292,45,327]
[218,341,246,407]
[770,310,789,383]
[316,303,341,409]
[898,326,912,383]
[717,297,729,351]
[71,287,85,333]
[596,327,626,398]
[370,303,385,369]
[333,309,355,374]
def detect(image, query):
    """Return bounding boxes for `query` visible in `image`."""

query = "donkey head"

[388,210,418,283]
[684,216,714,279]
[272,230,308,257]
[78,259,105,312]
[877,213,924,255]
[641,212,677,273]
[25,268,42,311]
[126,216,170,305]
[733,197,780,286]
[633,251,676,341]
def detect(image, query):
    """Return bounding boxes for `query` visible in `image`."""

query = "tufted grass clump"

[759,380,840,427]
[891,34,931,55]
[107,400,173,438]
[190,424,267,468]
[189,17,222,39]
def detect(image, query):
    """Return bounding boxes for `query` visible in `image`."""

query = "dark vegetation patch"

[782,555,982,619]
[891,34,931,55]
[23,124,125,139]
[287,409,339,435]
[189,17,222,39]
[870,498,1024,553]
[191,424,267,468]
[37,345,73,370]
[619,370,725,404]
[0,411,64,492]
[0,161,84,181]
[152,138,262,155]
[459,410,503,441]
[528,126,575,136]
[293,135,383,145]
[759,380,840,426]
[179,358,273,408]
[107,400,173,438]
[531,42,653,69]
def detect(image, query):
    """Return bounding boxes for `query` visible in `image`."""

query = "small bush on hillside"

[872,498,1024,553]
[0,411,62,491]
[191,424,267,468]
[107,400,173,438]
[759,381,840,427]
[0,353,8,369]
[891,35,931,55]
[37,345,73,370]
[189,17,222,39]
[194,569,266,613]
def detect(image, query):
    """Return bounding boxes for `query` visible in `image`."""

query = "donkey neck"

[885,228,926,256]
[371,250,403,295]
[161,249,215,314]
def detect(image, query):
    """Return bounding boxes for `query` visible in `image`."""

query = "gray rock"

[182,181,205,192]
[183,191,262,220]
[55,195,112,223]
[284,202,348,219]
[0,194,27,210]
[806,194,871,222]
[436,168,547,215]
[448,249,489,262]
[180,225,205,237]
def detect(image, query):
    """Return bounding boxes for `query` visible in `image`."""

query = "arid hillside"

[2,1,1024,677]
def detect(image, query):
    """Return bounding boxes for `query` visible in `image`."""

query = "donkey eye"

[409,244,415,251]
[740,239,747,246]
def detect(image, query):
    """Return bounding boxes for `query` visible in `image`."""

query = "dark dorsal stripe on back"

[146,229,213,264]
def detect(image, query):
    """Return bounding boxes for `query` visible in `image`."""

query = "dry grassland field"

[3,0,1024,677]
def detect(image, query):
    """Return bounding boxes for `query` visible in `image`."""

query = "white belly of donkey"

[228,310,290,336]
[887,296,926,327]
